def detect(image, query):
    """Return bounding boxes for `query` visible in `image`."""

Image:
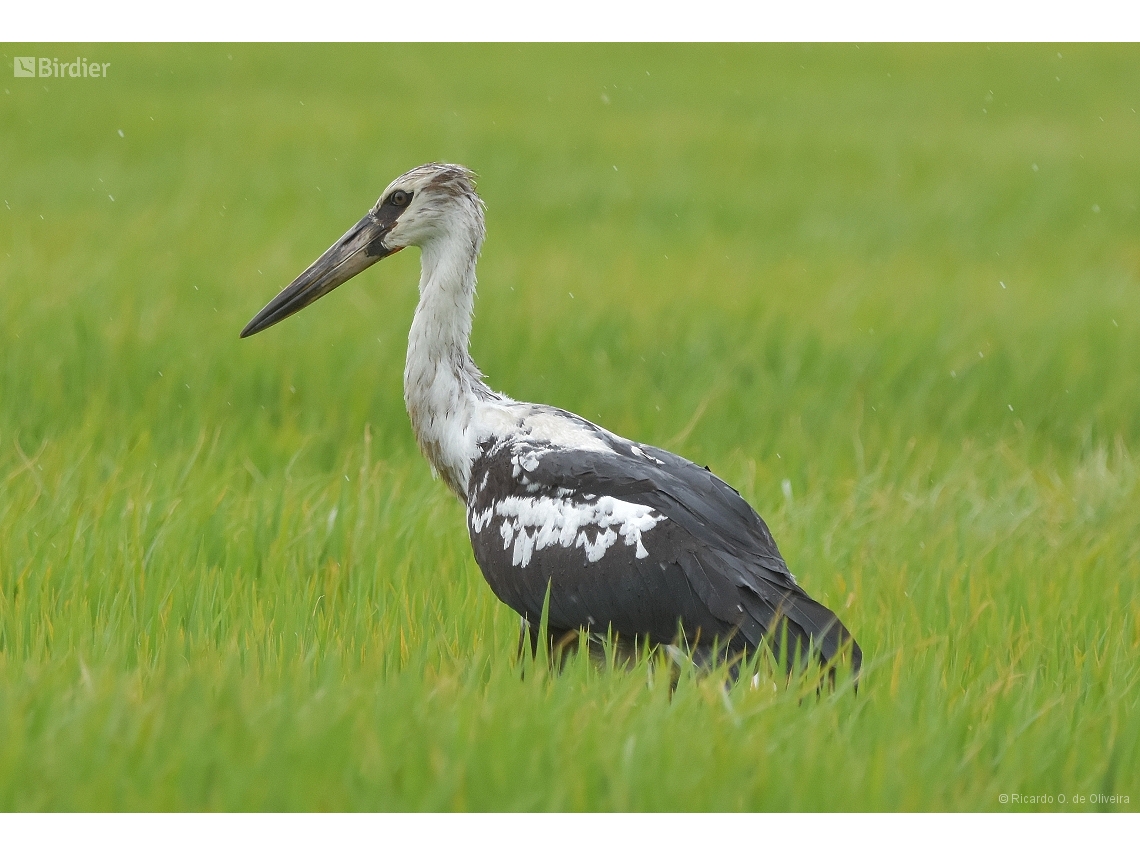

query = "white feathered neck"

[402,195,500,499]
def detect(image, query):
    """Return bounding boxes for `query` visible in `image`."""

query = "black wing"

[467,432,861,673]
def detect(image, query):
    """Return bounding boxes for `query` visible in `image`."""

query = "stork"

[241,163,861,679]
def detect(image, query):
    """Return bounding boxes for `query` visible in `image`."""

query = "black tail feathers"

[771,591,861,679]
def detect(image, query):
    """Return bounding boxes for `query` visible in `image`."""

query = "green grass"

[1,43,1138,811]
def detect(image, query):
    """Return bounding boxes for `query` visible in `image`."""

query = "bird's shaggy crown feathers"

[379,163,478,207]
[375,163,485,250]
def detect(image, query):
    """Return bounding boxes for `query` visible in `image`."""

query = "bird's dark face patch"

[363,191,414,257]
[376,190,413,218]
[365,233,398,258]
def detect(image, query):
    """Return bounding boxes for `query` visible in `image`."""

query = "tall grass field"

[1,44,1137,811]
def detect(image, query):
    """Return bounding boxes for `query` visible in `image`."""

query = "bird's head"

[240,162,483,338]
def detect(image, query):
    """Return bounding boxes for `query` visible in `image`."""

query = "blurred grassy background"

[0,43,1137,810]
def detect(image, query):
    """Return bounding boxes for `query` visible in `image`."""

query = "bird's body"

[242,163,860,676]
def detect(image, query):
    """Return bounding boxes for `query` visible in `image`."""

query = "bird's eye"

[390,190,411,207]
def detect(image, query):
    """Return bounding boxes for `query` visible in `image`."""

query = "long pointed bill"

[240,212,401,338]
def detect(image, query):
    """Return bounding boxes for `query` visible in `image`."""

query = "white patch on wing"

[629,444,665,465]
[510,448,544,478]
[580,527,618,562]
[470,505,493,533]
[486,494,665,568]
[472,402,615,456]
[515,408,615,454]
